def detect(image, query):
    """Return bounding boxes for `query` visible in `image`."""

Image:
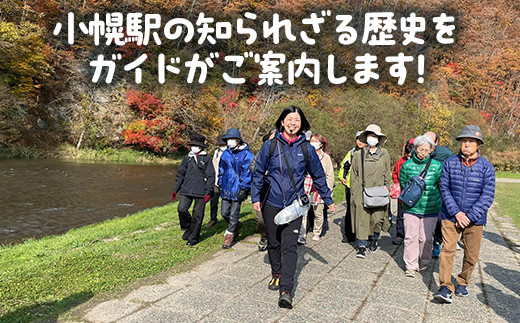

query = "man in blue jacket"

[218,128,254,249]
[433,125,495,303]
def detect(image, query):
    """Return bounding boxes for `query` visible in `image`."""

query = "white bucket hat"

[358,124,387,145]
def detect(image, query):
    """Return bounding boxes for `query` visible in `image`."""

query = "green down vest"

[398,153,443,216]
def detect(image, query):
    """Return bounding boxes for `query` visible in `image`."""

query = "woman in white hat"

[349,124,392,258]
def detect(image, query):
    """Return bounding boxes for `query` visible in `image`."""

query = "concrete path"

[79,202,520,323]
[495,178,520,183]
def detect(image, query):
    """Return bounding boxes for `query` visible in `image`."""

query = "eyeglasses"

[416,148,431,153]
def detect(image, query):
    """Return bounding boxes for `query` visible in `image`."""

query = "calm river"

[0,159,177,244]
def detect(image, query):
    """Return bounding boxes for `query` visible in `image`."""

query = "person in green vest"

[339,131,365,243]
[399,135,443,277]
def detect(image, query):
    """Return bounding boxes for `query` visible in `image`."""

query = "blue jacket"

[251,132,333,209]
[218,143,254,201]
[439,153,495,225]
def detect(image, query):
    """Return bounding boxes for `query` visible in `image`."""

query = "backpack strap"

[300,141,309,166]
[264,138,278,172]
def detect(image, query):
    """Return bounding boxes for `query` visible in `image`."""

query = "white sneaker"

[312,234,320,241]
[405,270,416,278]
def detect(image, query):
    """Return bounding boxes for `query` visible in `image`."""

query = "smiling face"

[283,112,301,136]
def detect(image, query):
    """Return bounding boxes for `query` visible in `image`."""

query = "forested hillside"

[1,0,519,169]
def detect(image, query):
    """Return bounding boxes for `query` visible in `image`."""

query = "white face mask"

[219,146,227,151]
[190,146,201,154]
[366,137,379,147]
[227,139,238,148]
[310,142,321,150]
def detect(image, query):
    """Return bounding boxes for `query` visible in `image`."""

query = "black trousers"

[395,201,405,239]
[263,203,303,294]
[342,187,356,242]
[178,194,206,244]
[433,215,443,244]
[209,190,220,221]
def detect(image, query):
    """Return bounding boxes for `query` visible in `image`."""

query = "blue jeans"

[221,199,242,234]
[357,232,380,248]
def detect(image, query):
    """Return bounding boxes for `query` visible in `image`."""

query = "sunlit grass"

[495,183,520,229]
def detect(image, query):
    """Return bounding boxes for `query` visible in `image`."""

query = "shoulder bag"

[361,148,390,208]
[398,158,432,208]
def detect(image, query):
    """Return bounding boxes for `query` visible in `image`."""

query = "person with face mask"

[298,133,335,243]
[349,124,392,259]
[218,128,255,249]
[172,133,215,246]
[206,134,226,228]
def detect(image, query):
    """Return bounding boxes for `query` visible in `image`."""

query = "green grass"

[0,144,183,165]
[495,182,520,229]
[0,202,256,322]
[333,170,346,205]
[495,171,520,179]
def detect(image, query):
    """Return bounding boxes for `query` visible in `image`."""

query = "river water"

[0,159,177,244]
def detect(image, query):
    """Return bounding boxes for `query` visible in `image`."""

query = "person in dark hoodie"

[172,134,215,246]
[218,128,255,249]
[251,106,335,309]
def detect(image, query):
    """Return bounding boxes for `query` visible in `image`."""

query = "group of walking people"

[171,105,496,309]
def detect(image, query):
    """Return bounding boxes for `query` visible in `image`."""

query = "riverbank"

[0,144,183,165]
[0,173,346,322]
[0,202,258,322]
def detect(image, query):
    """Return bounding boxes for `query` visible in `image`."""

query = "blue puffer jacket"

[218,143,254,201]
[439,153,495,225]
[251,132,333,209]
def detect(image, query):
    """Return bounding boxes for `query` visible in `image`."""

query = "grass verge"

[0,202,256,323]
[495,171,520,179]
[494,182,520,229]
[0,144,183,165]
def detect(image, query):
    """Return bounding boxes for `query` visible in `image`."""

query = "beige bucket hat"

[358,124,387,145]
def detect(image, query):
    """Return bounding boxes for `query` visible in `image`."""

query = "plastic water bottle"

[274,198,310,225]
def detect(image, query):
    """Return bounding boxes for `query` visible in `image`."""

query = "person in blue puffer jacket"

[433,125,495,304]
[218,128,254,249]
[251,106,335,309]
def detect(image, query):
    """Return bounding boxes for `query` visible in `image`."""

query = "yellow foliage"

[422,93,454,146]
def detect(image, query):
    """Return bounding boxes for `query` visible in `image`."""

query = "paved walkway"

[79,201,520,323]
